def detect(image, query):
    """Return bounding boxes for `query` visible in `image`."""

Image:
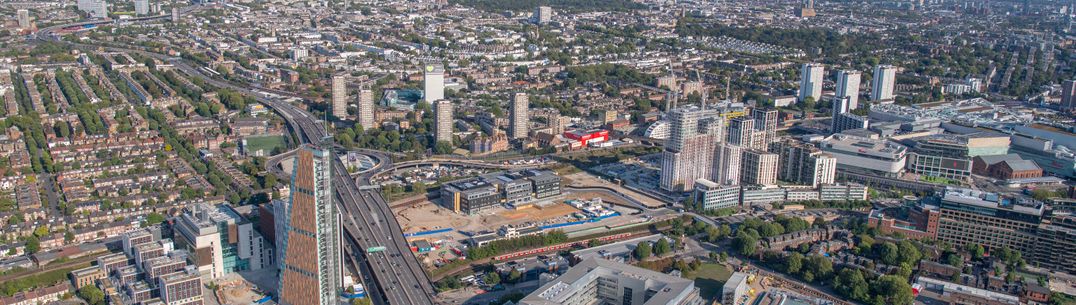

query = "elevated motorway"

[271,101,435,305]
[36,5,203,37]
[50,40,436,304]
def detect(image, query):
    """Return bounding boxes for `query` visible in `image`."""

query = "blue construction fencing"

[403,228,454,238]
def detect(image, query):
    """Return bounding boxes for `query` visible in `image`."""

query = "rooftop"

[520,258,697,305]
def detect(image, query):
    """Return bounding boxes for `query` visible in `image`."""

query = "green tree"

[144,213,166,227]
[33,225,48,238]
[634,241,652,260]
[733,231,758,256]
[77,286,105,305]
[897,241,922,265]
[433,141,454,154]
[877,242,900,266]
[786,252,804,274]
[654,238,671,256]
[872,275,915,305]
[798,96,816,112]
[482,272,501,286]
[412,181,427,194]
[947,252,964,267]
[965,243,985,260]
[507,269,522,283]
[834,268,870,302]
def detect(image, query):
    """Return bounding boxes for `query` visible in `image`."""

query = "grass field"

[244,135,286,155]
[685,263,733,300]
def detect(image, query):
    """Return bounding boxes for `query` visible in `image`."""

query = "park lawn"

[685,263,733,300]
[244,135,286,154]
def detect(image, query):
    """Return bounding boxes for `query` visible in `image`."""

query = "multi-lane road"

[39,31,436,303]
[179,58,438,305]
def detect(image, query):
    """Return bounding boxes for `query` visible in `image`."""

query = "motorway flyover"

[46,38,437,304]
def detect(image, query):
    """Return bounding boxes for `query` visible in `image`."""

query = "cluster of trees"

[142,107,239,201]
[561,63,655,92]
[636,257,704,275]
[482,268,525,287]
[772,199,873,210]
[131,71,168,99]
[733,216,815,256]
[765,251,833,283]
[238,157,279,190]
[450,0,644,12]
[676,17,887,59]
[77,286,106,305]
[852,236,923,271]
[0,266,78,297]
[335,125,432,154]
[530,96,581,117]
[81,71,112,104]
[434,275,466,292]
[2,74,55,175]
[832,269,915,305]
[466,231,568,260]
[633,238,674,260]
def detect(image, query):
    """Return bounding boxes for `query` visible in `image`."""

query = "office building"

[441,170,561,214]
[935,188,1043,261]
[692,179,740,211]
[903,133,1010,181]
[16,9,30,29]
[771,139,836,187]
[331,74,347,119]
[796,0,816,17]
[799,63,824,102]
[681,81,704,96]
[740,185,787,205]
[871,65,897,101]
[832,113,869,134]
[134,0,149,15]
[831,95,849,125]
[533,6,552,25]
[472,131,510,155]
[70,266,106,289]
[727,117,754,148]
[722,273,751,305]
[520,258,704,305]
[510,92,529,139]
[741,149,778,186]
[423,64,445,102]
[434,99,453,143]
[714,143,742,186]
[831,96,868,134]
[752,108,778,147]
[278,143,343,305]
[158,267,203,305]
[657,75,677,90]
[819,184,868,201]
[78,0,108,18]
[819,134,907,177]
[660,107,723,192]
[123,229,155,256]
[1034,213,1076,274]
[142,254,189,280]
[173,203,271,279]
[835,70,861,109]
[1062,80,1076,110]
[290,48,309,61]
[357,88,375,130]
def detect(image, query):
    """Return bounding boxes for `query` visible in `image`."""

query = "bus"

[366,246,387,254]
